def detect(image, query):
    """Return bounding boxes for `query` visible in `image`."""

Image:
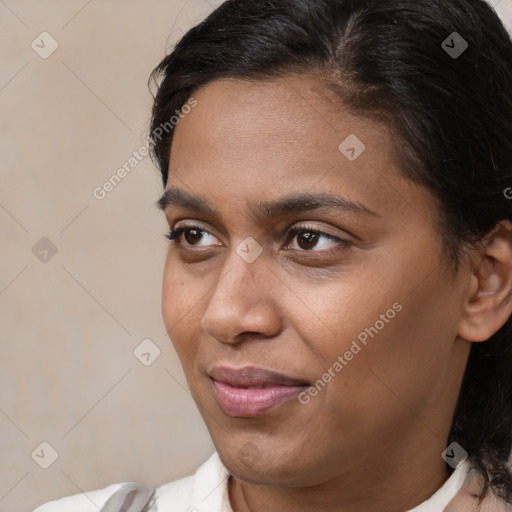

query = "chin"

[215,438,311,487]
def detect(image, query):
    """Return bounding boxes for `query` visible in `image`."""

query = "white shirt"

[33,451,470,512]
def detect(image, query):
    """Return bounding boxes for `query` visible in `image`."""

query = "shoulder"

[33,482,126,512]
[155,451,231,509]
[33,452,231,512]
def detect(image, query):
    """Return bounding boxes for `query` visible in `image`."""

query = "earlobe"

[457,220,512,343]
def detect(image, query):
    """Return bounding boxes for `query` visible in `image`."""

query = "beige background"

[1,1,511,511]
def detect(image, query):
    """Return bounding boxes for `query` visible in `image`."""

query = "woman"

[35,0,512,510]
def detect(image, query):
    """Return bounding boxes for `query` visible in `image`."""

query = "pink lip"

[209,366,309,417]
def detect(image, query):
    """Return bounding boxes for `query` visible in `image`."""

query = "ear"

[457,220,512,343]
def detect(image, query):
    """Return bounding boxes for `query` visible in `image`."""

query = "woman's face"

[160,75,473,486]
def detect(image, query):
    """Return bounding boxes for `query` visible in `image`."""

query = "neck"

[229,436,451,512]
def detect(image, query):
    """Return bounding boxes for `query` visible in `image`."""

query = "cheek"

[162,258,204,361]
[286,259,458,421]
[283,267,403,364]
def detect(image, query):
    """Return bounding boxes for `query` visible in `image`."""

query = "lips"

[209,366,310,417]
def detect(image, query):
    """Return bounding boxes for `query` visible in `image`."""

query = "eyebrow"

[156,188,381,220]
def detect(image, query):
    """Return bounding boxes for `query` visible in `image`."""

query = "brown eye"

[183,228,204,245]
[285,225,351,253]
[296,231,320,250]
[166,225,220,248]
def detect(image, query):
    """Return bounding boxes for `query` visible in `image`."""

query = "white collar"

[177,452,470,512]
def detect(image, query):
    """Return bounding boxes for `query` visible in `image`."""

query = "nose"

[200,249,282,344]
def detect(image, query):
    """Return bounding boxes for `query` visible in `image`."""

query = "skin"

[159,74,512,512]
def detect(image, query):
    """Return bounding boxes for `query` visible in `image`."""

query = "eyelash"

[165,224,351,254]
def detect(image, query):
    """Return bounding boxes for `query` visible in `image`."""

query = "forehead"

[172,75,390,161]
[167,75,433,227]
[172,75,391,166]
